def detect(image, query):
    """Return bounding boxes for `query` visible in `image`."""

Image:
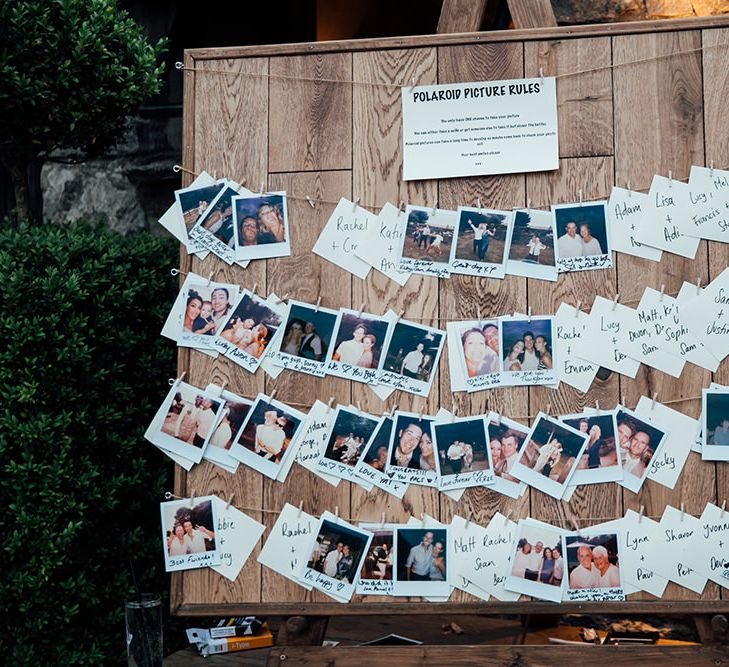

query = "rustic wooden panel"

[612,30,717,601]
[507,0,558,29]
[524,37,613,158]
[437,0,489,33]
[269,54,353,172]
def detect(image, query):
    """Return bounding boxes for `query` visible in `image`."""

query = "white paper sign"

[681,166,729,241]
[401,77,558,181]
[294,400,341,487]
[553,303,599,392]
[689,503,729,588]
[606,187,662,262]
[675,282,721,372]
[354,202,411,286]
[681,267,729,362]
[210,497,266,582]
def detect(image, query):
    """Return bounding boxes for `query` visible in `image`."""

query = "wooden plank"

[270,645,729,667]
[435,42,529,603]
[508,0,558,29]
[269,53,353,172]
[612,30,717,602]
[187,17,729,61]
[265,169,353,603]
[525,157,621,535]
[437,0,489,33]
[524,37,613,158]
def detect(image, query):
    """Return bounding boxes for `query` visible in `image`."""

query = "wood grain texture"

[269,54,352,172]
[525,37,613,158]
[612,31,716,602]
[437,0,489,33]
[507,0,558,28]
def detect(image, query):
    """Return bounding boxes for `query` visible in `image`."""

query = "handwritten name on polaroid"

[389,465,437,486]
[557,254,612,273]
[303,568,348,595]
[355,462,406,495]
[502,368,557,386]
[399,257,451,279]
[440,469,495,490]
[189,226,236,264]
[451,259,501,277]
[466,372,501,391]
[168,551,217,570]
[273,351,326,377]
[357,578,393,595]
[377,370,428,396]
[325,360,379,384]
[565,587,625,602]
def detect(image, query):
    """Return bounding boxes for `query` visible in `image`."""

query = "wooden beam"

[437,0,489,33]
[507,0,557,28]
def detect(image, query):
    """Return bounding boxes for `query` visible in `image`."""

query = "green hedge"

[0,222,177,664]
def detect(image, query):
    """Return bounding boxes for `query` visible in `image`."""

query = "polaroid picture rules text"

[228,393,305,479]
[702,387,729,461]
[232,191,291,261]
[354,416,408,498]
[161,496,220,572]
[552,201,612,273]
[273,300,339,377]
[499,315,557,386]
[563,532,625,602]
[324,308,392,384]
[487,413,529,499]
[505,518,566,602]
[398,205,456,278]
[433,416,494,490]
[393,526,450,597]
[455,319,501,391]
[615,406,670,493]
[357,523,396,595]
[450,207,514,279]
[511,413,588,499]
[559,410,622,485]
[401,77,558,181]
[178,282,239,350]
[378,319,446,397]
[298,511,373,602]
[386,411,438,486]
[506,208,558,282]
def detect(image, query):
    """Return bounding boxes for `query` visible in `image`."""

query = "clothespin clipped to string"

[572,517,581,535]
[668,170,673,188]
[477,197,482,213]
[578,189,583,206]
[388,403,398,419]
[395,310,404,324]
[638,505,645,524]
[410,76,417,92]
[476,307,482,327]
[315,296,322,313]
[276,293,289,304]
[251,282,258,296]
[357,402,362,417]
[595,400,600,415]
[259,180,265,195]
[545,402,552,416]
[465,515,471,529]
[680,502,685,522]
[418,407,424,422]
[627,180,632,198]
[526,198,532,213]
[225,494,235,510]
[504,510,512,525]
[327,397,336,414]
[420,512,426,527]
[335,506,340,521]
[651,393,658,412]
[206,271,214,287]
[305,195,316,209]
[169,371,186,387]
[431,202,437,217]
[539,67,544,84]
[380,512,386,530]
[659,284,665,302]
[189,489,196,507]
[612,293,620,312]
[297,501,304,518]
[352,197,360,213]
[218,381,228,396]
[721,500,726,518]
[357,302,365,318]
[696,277,702,296]
[575,300,582,317]
[269,388,278,402]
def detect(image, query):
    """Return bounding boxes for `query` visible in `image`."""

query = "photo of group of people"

[500,317,556,385]
[553,202,611,272]
[433,417,493,489]
[564,533,622,596]
[161,497,219,572]
[615,407,667,492]
[400,206,457,263]
[394,527,449,596]
[560,412,621,484]
[506,519,565,602]
[450,208,514,278]
[181,284,236,344]
[232,192,290,260]
[702,388,729,460]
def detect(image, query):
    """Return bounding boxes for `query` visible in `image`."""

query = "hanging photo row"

[159,165,729,281]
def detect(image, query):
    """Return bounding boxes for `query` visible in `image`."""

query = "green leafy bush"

[0,222,177,664]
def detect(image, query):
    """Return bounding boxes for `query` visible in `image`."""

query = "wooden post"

[507,0,557,28]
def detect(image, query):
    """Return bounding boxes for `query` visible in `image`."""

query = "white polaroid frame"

[432,416,494,490]
[505,208,558,282]
[160,496,221,572]
[188,181,246,264]
[272,299,340,377]
[174,177,225,251]
[558,409,623,484]
[356,522,397,596]
[701,387,729,461]
[144,380,225,464]
[510,412,589,499]
[485,413,529,500]
[385,411,438,486]
[228,393,306,479]
[297,511,374,602]
[324,307,393,384]
[452,319,502,392]
[498,315,558,386]
[392,525,451,597]
[177,281,240,351]
[615,405,670,493]
[449,207,514,279]
[202,386,253,471]
[552,200,612,273]
[354,416,408,498]
[315,405,380,484]
[377,319,446,397]
[503,518,566,602]
[397,205,457,278]
[562,531,626,602]
[213,289,286,372]
[232,191,291,261]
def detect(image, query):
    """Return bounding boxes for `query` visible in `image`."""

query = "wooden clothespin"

[659,284,665,302]
[395,310,404,324]
[465,516,471,529]
[612,293,620,311]
[206,271,214,287]
[721,500,726,519]
[680,502,685,522]
[431,203,437,216]
[388,404,398,419]
[225,494,234,510]
[573,517,581,534]
[526,198,531,213]
[171,371,187,387]
[545,402,551,416]
[575,300,582,316]
[399,200,406,214]
[504,510,512,525]
[420,512,426,527]
[651,393,658,411]
[305,195,316,208]
[578,189,583,206]
[327,397,335,414]
[315,296,322,312]
[357,403,362,416]
[696,277,702,295]
[219,381,228,396]
[298,500,304,518]
[410,75,417,92]
[352,197,360,212]
[418,408,424,422]
[710,160,715,177]
[668,170,673,188]
[595,400,600,415]
[638,505,644,523]
[259,180,265,195]
[476,197,482,212]
[539,67,545,83]
[276,293,289,304]
[269,388,278,402]
[334,506,339,520]
[190,489,196,507]
[251,282,258,296]
[627,180,632,197]
[357,302,365,318]
[380,512,386,530]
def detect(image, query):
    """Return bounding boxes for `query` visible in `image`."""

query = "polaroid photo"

[378,319,446,397]
[563,532,625,601]
[505,208,558,282]
[454,319,502,392]
[510,413,588,499]
[559,411,622,485]
[272,300,339,377]
[202,387,253,471]
[397,205,457,278]
[504,518,566,602]
[145,381,224,464]
[214,290,286,372]
[232,191,290,261]
[325,308,392,384]
[188,181,250,264]
[385,411,438,486]
[615,406,670,493]
[161,271,216,357]
[316,405,380,484]
[354,416,408,498]
[159,171,211,258]
[228,393,306,479]
[357,523,396,595]
[499,315,557,386]
[701,387,729,461]
[486,413,529,499]
[161,496,220,572]
[449,207,514,279]
[553,200,612,273]
[298,511,374,602]
[174,178,225,252]
[433,416,494,490]
[392,526,450,597]
[178,282,239,350]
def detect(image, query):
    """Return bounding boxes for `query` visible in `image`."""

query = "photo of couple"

[232,192,290,259]
[307,520,370,584]
[322,408,380,468]
[218,291,283,361]
[396,528,448,583]
[279,303,338,363]
[360,529,394,582]
[565,533,621,591]
[195,183,240,248]
[164,499,216,557]
[500,318,554,372]
[554,202,610,260]
[615,408,665,483]
[433,418,491,476]
[401,206,456,262]
[161,385,222,450]
[488,419,528,484]
[560,412,620,483]
[207,397,251,451]
[182,285,235,337]
[388,416,436,473]
[329,311,390,369]
[459,321,500,378]
[382,322,444,385]
[176,180,224,236]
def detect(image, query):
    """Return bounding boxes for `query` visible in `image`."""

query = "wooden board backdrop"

[172,15,729,616]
